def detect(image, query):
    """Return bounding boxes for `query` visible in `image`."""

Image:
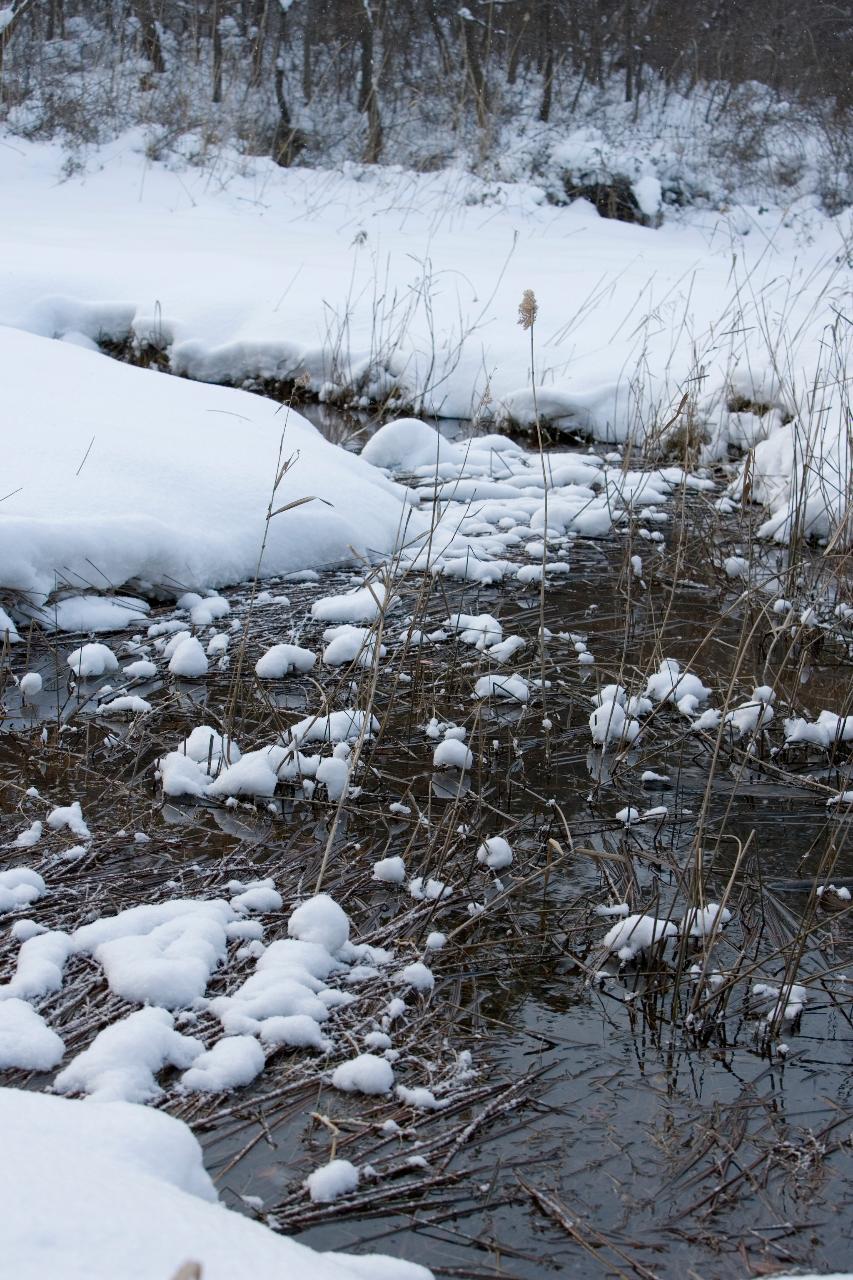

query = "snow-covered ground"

[0,325,421,602]
[0,319,715,611]
[1,1087,430,1280]
[0,134,850,549]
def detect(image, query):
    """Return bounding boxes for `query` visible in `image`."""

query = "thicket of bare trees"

[1,0,850,170]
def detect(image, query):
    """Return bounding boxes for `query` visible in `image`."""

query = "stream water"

[1,405,851,1280]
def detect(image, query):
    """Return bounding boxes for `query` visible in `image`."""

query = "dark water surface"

[2,415,851,1280]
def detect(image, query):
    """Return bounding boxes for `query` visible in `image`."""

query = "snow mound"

[0,1087,432,1279]
[331,1053,395,1095]
[0,327,424,601]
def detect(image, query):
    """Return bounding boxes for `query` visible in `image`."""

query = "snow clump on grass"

[681,903,732,938]
[644,658,710,705]
[0,867,46,913]
[473,673,529,703]
[601,913,677,962]
[46,801,91,839]
[288,893,350,954]
[67,642,118,679]
[168,636,209,678]
[373,856,406,884]
[255,643,317,678]
[331,1053,395,1095]
[590,699,640,747]
[54,1006,203,1103]
[432,739,474,770]
[18,672,42,700]
[0,999,65,1071]
[305,1158,360,1203]
[476,836,513,871]
[180,1035,265,1093]
[311,586,398,625]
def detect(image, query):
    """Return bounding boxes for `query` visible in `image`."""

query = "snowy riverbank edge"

[1,133,850,551]
[1,1087,432,1280]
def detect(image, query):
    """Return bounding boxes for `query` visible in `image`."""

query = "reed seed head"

[517,289,538,331]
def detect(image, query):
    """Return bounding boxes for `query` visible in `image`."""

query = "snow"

[99,694,152,714]
[259,1014,330,1051]
[361,418,459,470]
[817,884,851,902]
[317,755,351,800]
[432,739,474,770]
[373,856,406,885]
[0,327,423,603]
[158,751,212,798]
[180,1035,265,1093]
[473,673,530,703]
[46,801,91,839]
[168,636,209,678]
[725,687,775,737]
[0,999,65,1071]
[18,672,42,699]
[181,725,240,766]
[203,748,283,798]
[681,903,732,938]
[24,595,149,633]
[409,877,450,902]
[753,981,808,1023]
[0,605,20,642]
[0,930,73,1000]
[67,642,118,679]
[255,643,317,678]
[230,881,282,914]
[396,1085,448,1111]
[73,898,234,1009]
[602,913,678,961]
[312,586,399,625]
[590,699,640,747]
[323,626,385,668]
[288,709,379,746]
[448,612,503,649]
[0,133,848,555]
[0,1087,432,1280]
[305,1159,360,1203]
[398,962,435,993]
[0,866,46,913]
[288,894,350,954]
[331,1053,395,1095]
[476,836,514,871]
[55,1006,204,1103]
[644,659,710,705]
[7,820,42,852]
[785,711,853,750]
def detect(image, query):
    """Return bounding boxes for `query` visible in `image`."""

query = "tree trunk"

[47,0,65,42]
[272,7,303,167]
[302,0,313,102]
[249,0,268,89]
[212,0,222,103]
[507,10,529,86]
[360,2,383,164]
[136,1,165,75]
[539,4,553,122]
[460,11,489,130]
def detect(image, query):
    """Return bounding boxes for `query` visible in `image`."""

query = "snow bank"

[0,1087,431,1280]
[0,327,423,601]
[0,137,847,548]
